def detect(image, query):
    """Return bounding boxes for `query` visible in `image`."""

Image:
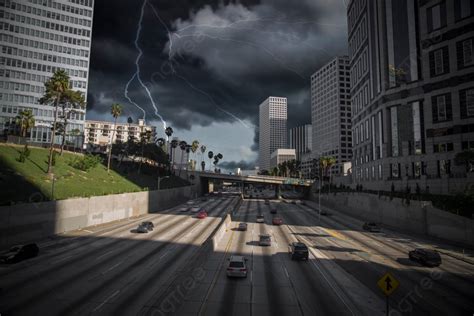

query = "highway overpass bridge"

[192,171,314,198]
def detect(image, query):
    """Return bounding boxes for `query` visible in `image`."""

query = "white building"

[84,119,156,152]
[311,56,352,176]
[0,0,94,146]
[270,148,296,169]
[289,124,312,161]
[259,96,288,171]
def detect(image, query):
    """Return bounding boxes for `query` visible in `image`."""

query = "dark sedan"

[289,242,309,261]
[409,248,442,267]
[0,243,39,264]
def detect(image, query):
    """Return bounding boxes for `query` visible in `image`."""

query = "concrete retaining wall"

[0,186,192,248]
[311,192,474,247]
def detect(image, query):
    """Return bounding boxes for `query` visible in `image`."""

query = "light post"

[157,176,170,191]
[312,174,322,223]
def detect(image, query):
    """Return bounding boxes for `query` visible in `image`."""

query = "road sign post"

[377,272,399,316]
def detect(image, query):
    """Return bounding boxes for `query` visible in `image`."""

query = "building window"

[455,0,473,20]
[437,159,451,176]
[427,1,446,32]
[390,163,400,179]
[460,88,474,118]
[390,107,399,157]
[463,39,473,66]
[429,47,449,77]
[432,94,452,122]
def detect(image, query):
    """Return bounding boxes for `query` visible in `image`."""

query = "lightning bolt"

[125,0,167,131]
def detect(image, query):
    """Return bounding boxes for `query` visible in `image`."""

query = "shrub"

[51,150,57,166]
[17,147,30,163]
[69,154,102,171]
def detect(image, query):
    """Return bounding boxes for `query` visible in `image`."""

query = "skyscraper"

[289,124,312,161]
[0,0,94,146]
[258,96,287,171]
[311,56,352,176]
[348,0,474,194]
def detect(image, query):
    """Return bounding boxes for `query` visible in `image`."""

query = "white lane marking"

[92,289,120,312]
[51,255,73,264]
[283,266,289,278]
[102,261,124,275]
[160,252,168,260]
[82,229,93,233]
[96,250,115,261]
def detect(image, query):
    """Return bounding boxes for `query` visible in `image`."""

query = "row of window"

[1,34,90,58]
[3,2,91,28]
[2,45,88,68]
[353,84,369,115]
[348,16,367,60]
[0,80,44,94]
[432,88,474,122]
[350,48,368,91]
[1,104,86,120]
[1,56,88,78]
[429,39,472,77]
[427,0,472,33]
[0,68,87,89]
[26,0,93,17]
[1,21,90,48]
[2,10,91,37]
[347,0,366,32]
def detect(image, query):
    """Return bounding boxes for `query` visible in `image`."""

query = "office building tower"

[270,148,296,169]
[0,0,94,146]
[258,96,287,171]
[348,0,473,194]
[311,56,352,176]
[289,124,312,161]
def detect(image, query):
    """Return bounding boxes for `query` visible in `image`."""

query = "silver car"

[259,234,271,246]
[226,255,248,278]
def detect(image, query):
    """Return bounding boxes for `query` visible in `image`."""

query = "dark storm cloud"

[88,0,348,150]
[219,160,256,171]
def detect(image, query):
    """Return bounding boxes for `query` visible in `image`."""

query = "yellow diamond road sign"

[377,272,399,296]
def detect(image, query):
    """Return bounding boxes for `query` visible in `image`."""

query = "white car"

[190,206,201,213]
[226,255,248,278]
[179,207,189,212]
[256,214,264,223]
[259,234,271,246]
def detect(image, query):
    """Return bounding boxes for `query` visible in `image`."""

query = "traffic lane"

[292,204,473,315]
[58,197,238,316]
[269,218,354,315]
[251,216,300,316]
[304,204,474,300]
[0,198,234,315]
[190,200,254,316]
[277,203,440,315]
[304,199,474,274]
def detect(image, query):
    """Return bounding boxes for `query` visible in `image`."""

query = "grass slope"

[0,144,144,204]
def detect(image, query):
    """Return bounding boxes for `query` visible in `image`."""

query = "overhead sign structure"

[377,272,399,296]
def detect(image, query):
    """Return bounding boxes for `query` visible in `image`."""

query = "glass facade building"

[0,0,94,145]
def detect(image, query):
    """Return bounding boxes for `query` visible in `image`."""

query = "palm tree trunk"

[60,127,66,156]
[47,97,60,174]
[178,149,184,177]
[107,117,117,172]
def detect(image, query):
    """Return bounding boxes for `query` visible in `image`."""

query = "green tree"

[15,109,35,162]
[39,69,70,174]
[208,151,214,171]
[59,90,85,155]
[107,103,122,172]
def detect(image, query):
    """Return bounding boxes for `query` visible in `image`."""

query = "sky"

[87,0,349,170]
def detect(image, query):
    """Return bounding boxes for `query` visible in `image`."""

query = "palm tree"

[208,151,214,171]
[165,126,173,167]
[39,69,70,174]
[107,103,122,172]
[170,139,178,173]
[15,109,35,153]
[200,145,206,169]
[201,160,206,171]
[59,90,85,155]
[178,140,187,177]
[191,140,199,171]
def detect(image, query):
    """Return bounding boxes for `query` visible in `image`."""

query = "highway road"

[0,194,473,315]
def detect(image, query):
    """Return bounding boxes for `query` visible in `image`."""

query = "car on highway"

[256,214,265,223]
[291,200,296,204]
[270,208,277,214]
[201,197,207,202]
[238,223,248,231]
[272,217,283,226]
[190,206,201,213]
[227,255,248,278]
[136,223,149,233]
[259,234,272,246]
[362,222,381,232]
[141,221,154,231]
[288,242,309,261]
[197,210,208,219]
[0,243,39,264]
[409,248,442,267]
[179,206,189,212]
